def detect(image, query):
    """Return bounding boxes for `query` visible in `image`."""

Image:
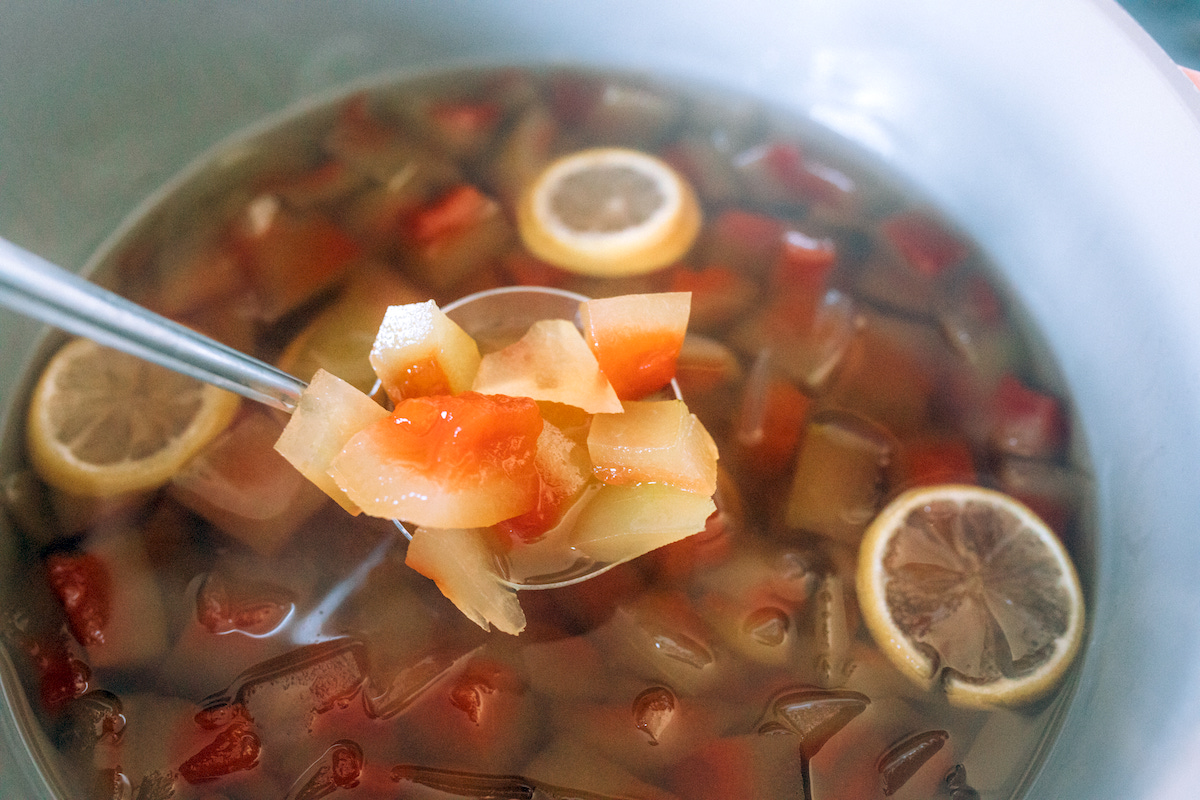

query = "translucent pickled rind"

[471,319,622,413]
[587,399,718,496]
[856,484,1085,708]
[273,368,389,514]
[569,482,716,564]
[405,526,526,635]
[369,300,482,400]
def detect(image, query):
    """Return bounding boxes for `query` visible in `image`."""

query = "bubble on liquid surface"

[743,607,789,647]
[877,729,948,796]
[772,688,869,759]
[649,629,714,669]
[772,550,820,602]
[632,686,677,745]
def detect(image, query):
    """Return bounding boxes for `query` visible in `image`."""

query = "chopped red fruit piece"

[990,374,1069,458]
[703,209,787,273]
[502,250,572,288]
[195,573,294,636]
[759,141,846,204]
[891,434,977,489]
[403,184,514,290]
[429,101,502,145]
[330,741,364,789]
[179,717,261,784]
[231,200,363,322]
[667,265,757,329]
[734,376,811,479]
[3,618,91,712]
[40,653,91,712]
[881,210,970,277]
[580,293,690,400]
[772,229,838,293]
[194,703,251,731]
[493,471,572,548]
[449,674,495,724]
[408,185,494,245]
[45,552,111,647]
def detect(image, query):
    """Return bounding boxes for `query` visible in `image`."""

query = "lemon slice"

[26,338,240,497]
[516,147,701,276]
[856,484,1085,708]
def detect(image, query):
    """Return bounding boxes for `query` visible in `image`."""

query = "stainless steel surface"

[0,236,307,412]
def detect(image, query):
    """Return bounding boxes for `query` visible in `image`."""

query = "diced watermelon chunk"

[471,319,622,413]
[493,421,592,548]
[771,229,837,303]
[588,400,719,496]
[405,527,526,635]
[733,370,811,480]
[274,369,390,514]
[277,262,426,393]
[667,265,757,330]
[45,552,110,647]
[880,210,970,278]
[171,409,328,556]
[891,434,977,489]
[989,374,1069,459]
[330,392,543,528]
[785,412,894,545]
[700,209,787,274]
[580,292,690,400]
[570,483,716,565]
[402,185,515,291]
[230,196,363,322]
[370,300,482,403]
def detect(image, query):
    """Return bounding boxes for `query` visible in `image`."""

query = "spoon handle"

[0,236,306,412]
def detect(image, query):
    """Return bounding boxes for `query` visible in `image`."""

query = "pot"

[2,1,1200,798]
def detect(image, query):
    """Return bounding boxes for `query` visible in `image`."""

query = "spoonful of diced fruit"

[0,237,717,635]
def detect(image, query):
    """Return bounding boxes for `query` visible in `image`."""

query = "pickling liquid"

[0,66,1092,800]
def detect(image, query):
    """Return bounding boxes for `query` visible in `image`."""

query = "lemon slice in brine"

[516,147,701,276]
[856,484,1085,708]
[26,338,240,497]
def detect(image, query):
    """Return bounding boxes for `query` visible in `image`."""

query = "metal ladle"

[0,235,672,590]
